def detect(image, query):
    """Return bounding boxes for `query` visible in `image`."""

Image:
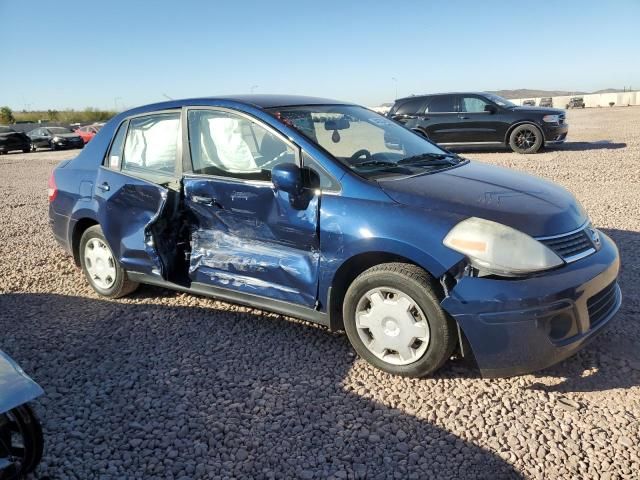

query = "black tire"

[0,404,44,479]
[508,124,543,154]
[22,148,30,153]
[79,225,139,298]
[342,262,456,377]
[50,142,57,151]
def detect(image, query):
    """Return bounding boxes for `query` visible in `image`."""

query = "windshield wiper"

[398,152,460,165]
[352,159,398,168]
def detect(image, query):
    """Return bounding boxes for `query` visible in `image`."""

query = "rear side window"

[394,98,427,116]
[122,113,180,177]
[425,95,456,113]
[460,96,490,113]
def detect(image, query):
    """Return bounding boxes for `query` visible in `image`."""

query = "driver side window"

[187,109,296,181]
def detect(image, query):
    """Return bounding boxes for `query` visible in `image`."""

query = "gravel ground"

[1,107,639,479]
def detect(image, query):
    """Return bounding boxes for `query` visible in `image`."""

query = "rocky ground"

[1,107,639,479]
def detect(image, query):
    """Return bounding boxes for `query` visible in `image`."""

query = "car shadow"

[527,228,640,393]
[550,140,627,151]
[0,292,522,479]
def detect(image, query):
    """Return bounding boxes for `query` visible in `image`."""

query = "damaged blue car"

[48,95,621,377]
[0,350,44,478]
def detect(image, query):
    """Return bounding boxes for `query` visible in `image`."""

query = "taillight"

[48,172,58,202]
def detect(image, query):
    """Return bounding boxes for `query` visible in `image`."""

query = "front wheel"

[508,124,543,154]
[343,263,456,377]
[79,225,139,298]
[0,404,44,479]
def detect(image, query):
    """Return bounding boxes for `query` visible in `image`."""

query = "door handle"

[97,182,110,192]
[458,115,470,120]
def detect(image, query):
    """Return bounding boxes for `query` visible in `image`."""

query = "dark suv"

[388,92,568,154]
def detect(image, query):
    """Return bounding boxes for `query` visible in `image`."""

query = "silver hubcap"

[355,287,430,366]
[84,238,116,289]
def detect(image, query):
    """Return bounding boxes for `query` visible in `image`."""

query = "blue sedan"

[48,95,621,377]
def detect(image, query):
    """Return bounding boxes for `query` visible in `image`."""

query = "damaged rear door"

[183,107,320,307]
[94,111,182,279]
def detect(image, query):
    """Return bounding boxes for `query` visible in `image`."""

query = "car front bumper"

[543,122,569,145]
[441,231,620,377]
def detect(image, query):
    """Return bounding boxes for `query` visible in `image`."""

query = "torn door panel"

[190,229,319,305]
[95,167,174,279]
[184,178,321,307]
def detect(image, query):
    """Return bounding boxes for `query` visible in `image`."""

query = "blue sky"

[1,0,639,110]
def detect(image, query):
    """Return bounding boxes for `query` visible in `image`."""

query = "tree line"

[0,106,116,125]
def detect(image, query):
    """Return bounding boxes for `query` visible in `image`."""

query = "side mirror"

[484,104,498,114]
[271,163,303,195]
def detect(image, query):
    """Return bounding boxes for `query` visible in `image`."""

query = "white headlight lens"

[542,114,560,123]
[443,217,563,276]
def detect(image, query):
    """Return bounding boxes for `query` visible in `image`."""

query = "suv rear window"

[394,98,427,116]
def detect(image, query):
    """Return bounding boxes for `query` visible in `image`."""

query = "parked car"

[75,124,103,144]
[0,349,44,478]
[566,97,586,109]
[539,97,553,107]
[48,95,620,378]
[522,99,536,106]
[28,126,84,151]
[0,126,31,154]
[387,92,568,154]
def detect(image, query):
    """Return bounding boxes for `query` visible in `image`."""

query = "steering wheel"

[349,149,372,163]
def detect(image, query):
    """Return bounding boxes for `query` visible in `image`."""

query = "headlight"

[443,217,563,276]
[542,114,560,123]
[52,136,62,142]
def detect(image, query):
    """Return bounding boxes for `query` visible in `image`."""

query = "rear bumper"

[441,232,620,377]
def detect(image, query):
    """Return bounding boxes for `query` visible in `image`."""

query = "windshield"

[483,93,516,108]
[268,105,463,178]
[48,127,73,134]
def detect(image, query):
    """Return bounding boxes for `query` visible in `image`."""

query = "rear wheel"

[508,124,543,154]
[0,404,43,479]
[343,263,456,377]
[79,225,139,298]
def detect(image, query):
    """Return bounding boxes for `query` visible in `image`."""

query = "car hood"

[509,106,565,115]
[378,161,587,238]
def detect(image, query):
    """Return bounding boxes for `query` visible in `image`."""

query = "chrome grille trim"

[537,222,597,263]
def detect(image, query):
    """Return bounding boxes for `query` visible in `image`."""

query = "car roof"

[394,92,494,102]
[139,94,352,111]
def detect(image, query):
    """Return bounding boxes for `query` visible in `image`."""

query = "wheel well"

[328,252,441,331]
[505,122,544,144]
[71,218,98,266]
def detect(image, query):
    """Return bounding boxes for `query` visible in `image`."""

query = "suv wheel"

[79,225,139,298]
[343,263,456,377]
[509,124,543,154]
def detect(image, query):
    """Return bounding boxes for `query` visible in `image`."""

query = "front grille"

[539,227,595,262]
[587,281,618,328]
